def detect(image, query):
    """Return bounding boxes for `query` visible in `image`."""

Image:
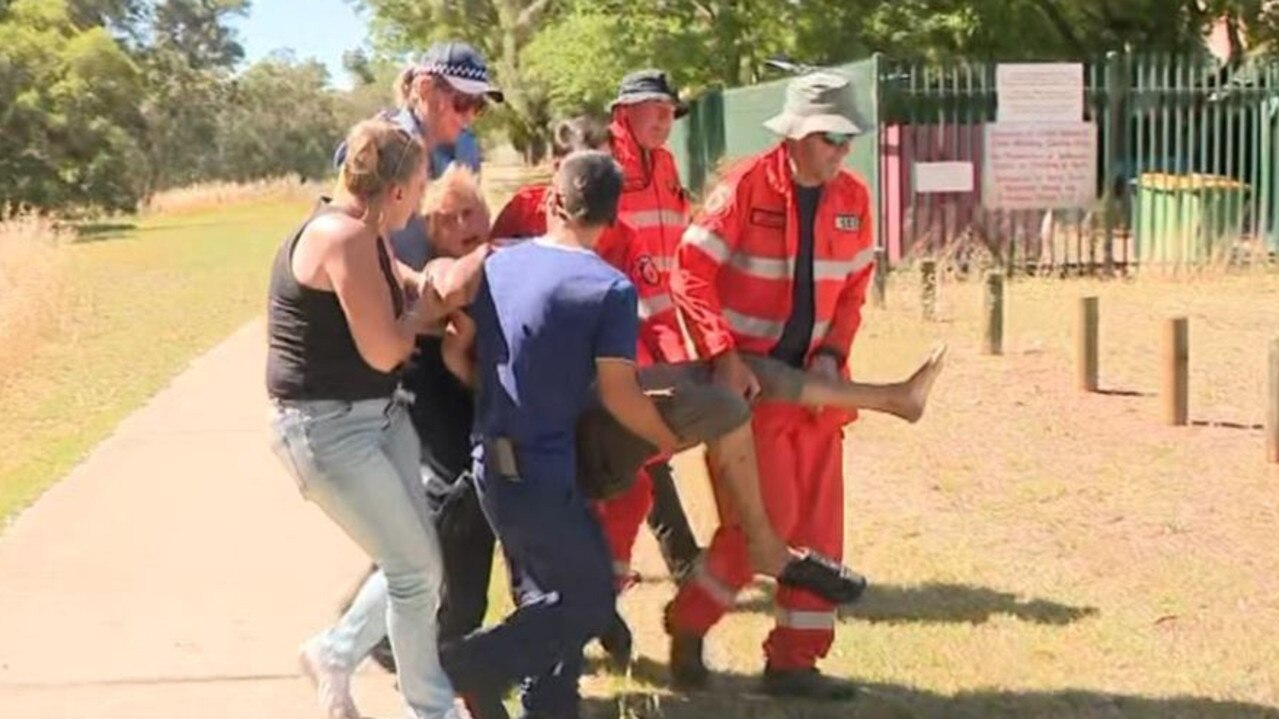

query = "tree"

[216,54,344,182]
[134,0,247,193]
[0,0,146,214]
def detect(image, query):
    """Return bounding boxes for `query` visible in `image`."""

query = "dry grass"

[0,217,70,391]
[570,268,1279,718]
[0,195,319,525]
[142,177,322,216]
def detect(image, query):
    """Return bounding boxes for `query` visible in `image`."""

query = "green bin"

[1132,173,1250,264]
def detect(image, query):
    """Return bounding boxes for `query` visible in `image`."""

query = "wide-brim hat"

[418,41,504,103]
[608,69,689,118]
[763,70,864,139]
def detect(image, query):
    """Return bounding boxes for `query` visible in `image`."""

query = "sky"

[229,0,371,89]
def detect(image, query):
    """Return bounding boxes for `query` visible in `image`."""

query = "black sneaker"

[761,666,858,700]
[598,610,634,671]
[668,632,709,689]
[777,550,868,605]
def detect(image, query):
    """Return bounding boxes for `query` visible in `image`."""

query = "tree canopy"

[2,0,1277,214]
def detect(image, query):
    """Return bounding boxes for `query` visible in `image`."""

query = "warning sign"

[983,122,1097,210]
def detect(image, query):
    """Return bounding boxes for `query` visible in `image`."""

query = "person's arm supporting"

[327,226,441,372]
[670,176,760,398]
[424,243,490,312]
[594,280,681,455]
[441,311,477,386]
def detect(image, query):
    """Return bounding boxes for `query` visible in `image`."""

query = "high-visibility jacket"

[671,142,876,366]
[610,116,691,363]
[492,180,681,365]
[490,184,547,242]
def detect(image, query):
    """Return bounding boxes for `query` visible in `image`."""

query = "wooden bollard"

[921,259,937,321]
[983,271,1004,355]
[1078,297,1099,392]
[872,248,887,308]
[1162,317,1189,426]
[1268,338,1279,463]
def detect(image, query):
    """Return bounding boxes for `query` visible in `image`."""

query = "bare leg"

[704,422,793,576]
[795,344,947,422]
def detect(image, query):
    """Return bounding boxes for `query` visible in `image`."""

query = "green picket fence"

[671,52,1279,273]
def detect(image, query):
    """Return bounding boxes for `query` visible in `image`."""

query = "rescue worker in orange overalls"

[665,71,876,699]
[599,73,700,569]
[595,69,704,660]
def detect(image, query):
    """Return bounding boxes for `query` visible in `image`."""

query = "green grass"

[0,198,309,526]
[571,270,1279,718]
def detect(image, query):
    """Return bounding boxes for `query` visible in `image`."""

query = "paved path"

[0,320,404,719]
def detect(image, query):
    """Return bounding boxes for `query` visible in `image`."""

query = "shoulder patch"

[750,208,787,229]
[632,255,662,287]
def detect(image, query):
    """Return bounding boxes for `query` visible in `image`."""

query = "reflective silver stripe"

[813,258,855,281]
[809,319,832,344]
[813,248,875,281]
[625,208,688,229]
[650,255,674,272]
[692,561,737,607]
[850,246,876,273]
[728,253,791,280]
[683,225,729,263]
[637,293,674,319]
[724,308,784,340]
[775,608,837,630]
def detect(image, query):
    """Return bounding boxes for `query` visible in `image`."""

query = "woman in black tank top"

[265,119,460,719]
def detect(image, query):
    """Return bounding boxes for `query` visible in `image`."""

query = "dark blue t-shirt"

[472,240,638,479]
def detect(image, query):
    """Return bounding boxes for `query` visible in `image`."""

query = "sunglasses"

[449,89,488,117]
[820,132,855,147]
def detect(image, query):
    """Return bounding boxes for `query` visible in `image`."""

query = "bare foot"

[897,343,947,423]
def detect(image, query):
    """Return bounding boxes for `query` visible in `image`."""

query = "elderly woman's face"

[429,188,490,258]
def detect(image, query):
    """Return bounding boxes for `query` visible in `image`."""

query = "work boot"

[461,692,510,719]
[663,601,709,689]
[777,550,868,605]
[761,666,858,700]
[668,632,709,689]
[598,610,633,671]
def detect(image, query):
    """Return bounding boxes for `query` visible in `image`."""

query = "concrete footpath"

[0,320,404,718]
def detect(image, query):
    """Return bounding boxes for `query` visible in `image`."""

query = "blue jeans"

[269,395,456,719]
[323,466,497,668]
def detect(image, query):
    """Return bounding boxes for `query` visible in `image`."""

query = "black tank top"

[266,204,406,401]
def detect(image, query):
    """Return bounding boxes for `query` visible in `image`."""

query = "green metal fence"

[670,57,880,220]
[671,52,1279,273]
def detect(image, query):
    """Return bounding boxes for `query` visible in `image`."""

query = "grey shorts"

[575,355,804,499]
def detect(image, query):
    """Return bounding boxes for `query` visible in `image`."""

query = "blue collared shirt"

[332,108,483,270]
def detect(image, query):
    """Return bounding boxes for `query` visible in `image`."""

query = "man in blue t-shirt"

[439,151,681,719]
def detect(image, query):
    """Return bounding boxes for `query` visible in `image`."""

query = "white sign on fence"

[914,161,975,194]
[996,63,1085,122]
[983,122,1097,210]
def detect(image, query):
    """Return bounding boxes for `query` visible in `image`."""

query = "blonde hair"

[393,66,447,108]
[423,164,486,236]
[339,119,425,200]
[393,66,417,108]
